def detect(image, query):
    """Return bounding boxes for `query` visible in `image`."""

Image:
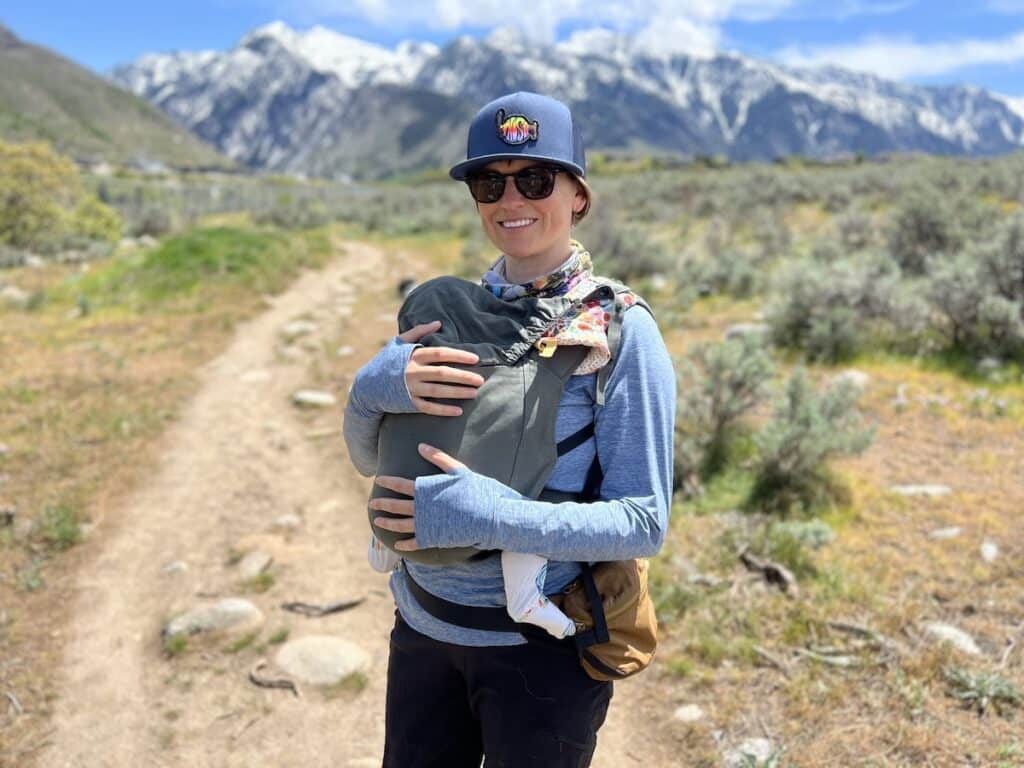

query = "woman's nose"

[498,177,526,205]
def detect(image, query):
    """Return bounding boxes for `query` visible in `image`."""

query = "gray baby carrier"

[368,275,648,565]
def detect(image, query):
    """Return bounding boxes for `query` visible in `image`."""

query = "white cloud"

[777,30,1024,80]
[283,0,799,51]
[635,16,721,56]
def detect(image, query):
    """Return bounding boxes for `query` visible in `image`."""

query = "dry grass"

[654,271,1024,766]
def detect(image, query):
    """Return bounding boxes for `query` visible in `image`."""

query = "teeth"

[500,219,534,229]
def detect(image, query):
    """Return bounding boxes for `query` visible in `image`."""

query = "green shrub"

[766,252,916,362]
[835,208,875,250]
[750,206,792,259]
[925,251,1024,358]
[945,667,1021,716]
[746,369,875,517]
[0,140,125,250]
[38,504,81,550]
[254,198,331,230]
[681,248,767,299]
[766,258,865,362]
[70,195,123,244]
[978,211,1024,307]
[886,188,960,275]
[576,213,673,281]
[674,335,774,496]
[132,206,174,237]
[0,140,81,248]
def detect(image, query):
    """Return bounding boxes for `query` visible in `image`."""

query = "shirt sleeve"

[414,307,676,562]
[342,338,419,477]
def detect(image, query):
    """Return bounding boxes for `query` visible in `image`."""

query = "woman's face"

[475,158,587,282]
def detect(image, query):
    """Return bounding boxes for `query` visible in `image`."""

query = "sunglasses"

[465,165,566,204]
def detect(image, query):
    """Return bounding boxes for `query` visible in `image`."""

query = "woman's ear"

[572,181,591,224]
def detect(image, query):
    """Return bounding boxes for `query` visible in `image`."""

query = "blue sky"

[4,1,1024,95]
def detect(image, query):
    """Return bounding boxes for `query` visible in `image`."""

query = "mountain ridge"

[111,21,1024,179]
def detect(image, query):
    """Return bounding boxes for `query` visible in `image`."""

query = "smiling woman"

[343,91,676,767]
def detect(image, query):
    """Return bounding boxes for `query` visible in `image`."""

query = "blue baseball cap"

[449,91,586,181]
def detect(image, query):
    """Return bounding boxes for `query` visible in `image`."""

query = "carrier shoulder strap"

[594,282,654,406]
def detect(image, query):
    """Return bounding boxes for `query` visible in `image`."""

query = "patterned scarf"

[480,241,636,375]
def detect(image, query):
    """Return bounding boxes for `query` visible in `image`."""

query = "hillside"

[0,23,230,170]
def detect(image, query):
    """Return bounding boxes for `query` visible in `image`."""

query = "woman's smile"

[498,217,537,229]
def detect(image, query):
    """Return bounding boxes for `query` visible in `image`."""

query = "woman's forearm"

[342,339,418,477]
[415,469,666,561]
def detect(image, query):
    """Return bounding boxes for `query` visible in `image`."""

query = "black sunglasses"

[465,165,565,204]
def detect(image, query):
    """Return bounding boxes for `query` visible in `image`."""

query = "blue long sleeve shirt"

[343,304,676,646]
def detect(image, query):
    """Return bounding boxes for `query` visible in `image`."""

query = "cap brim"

[449,153,586,180]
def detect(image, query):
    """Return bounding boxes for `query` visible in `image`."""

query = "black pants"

[383,614,613,768]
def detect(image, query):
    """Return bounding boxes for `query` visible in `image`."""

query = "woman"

[343,91,676,767]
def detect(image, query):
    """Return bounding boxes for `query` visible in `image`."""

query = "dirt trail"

[32,242,670,768]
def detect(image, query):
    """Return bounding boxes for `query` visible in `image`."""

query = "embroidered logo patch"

[495,109,539,145]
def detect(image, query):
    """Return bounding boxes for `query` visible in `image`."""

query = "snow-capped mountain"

[111,21,1024,179]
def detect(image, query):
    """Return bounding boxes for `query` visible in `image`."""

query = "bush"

[978,211,1024,306]
[38,504,81,550]
[253,198,331,230]
[131,206,174,238]
[925,251,1024,358]
[674,335,774,496]
[835,208,875,250]
[886,188,960,275]
[457,230,494,279]
[577,213,673,282]
[70,195,123,244]
[750,206,791,259]
[765,258,864,362]
[0,140,80,248]
[0,140,124,251]
[680,248,766,299]
[766,252,913,362]
[746,369,875,517]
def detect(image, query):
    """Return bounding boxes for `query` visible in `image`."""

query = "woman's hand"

[370,443,466,552]
[400,321,484,417]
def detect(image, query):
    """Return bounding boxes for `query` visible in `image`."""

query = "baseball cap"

[449,91,586,181]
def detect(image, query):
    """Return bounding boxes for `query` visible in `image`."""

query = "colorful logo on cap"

[495,109,539,145]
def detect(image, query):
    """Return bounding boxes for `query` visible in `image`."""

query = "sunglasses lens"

[466,167,561,203]
[468,173,506,203]
[515,168,556,199]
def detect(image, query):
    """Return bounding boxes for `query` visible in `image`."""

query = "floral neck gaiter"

[480,240,593,300]
[479,241,637,376]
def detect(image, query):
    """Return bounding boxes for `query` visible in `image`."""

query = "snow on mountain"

[998,94,1024,122]
[111,21,1024,179]
[239,21,437,88]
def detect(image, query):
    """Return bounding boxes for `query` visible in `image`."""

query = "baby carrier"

[368,275,647,564]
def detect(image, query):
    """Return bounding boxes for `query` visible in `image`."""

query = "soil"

[29,242,677,768]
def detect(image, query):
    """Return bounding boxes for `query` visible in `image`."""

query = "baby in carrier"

[365,266,631,641]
